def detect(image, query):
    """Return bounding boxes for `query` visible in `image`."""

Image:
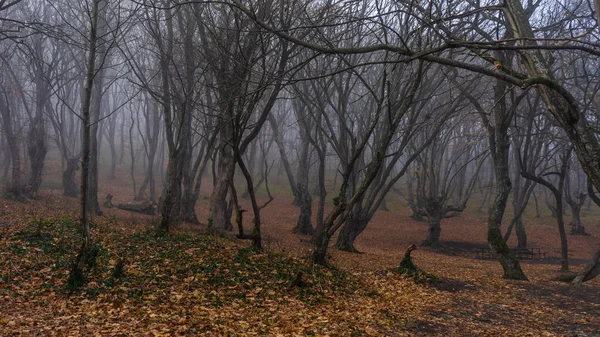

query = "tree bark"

[106,115,117,180]
[503,0,600,209]
[482,74,528,280]
[27,74,48,197]
[566,191,587,235]
[335,210,368,252]
[569,203,587,235]
[572,248,600,285]
[488,155,527,280]
[0,91,21,195]
[63,157,79,197]
[209,120,235,234]
[423,214,442,247]
[235,148,262,249]
[75,0,101,275]
[556,201,569,271]
[1,141,10,185]
[514,217,527,249]
[520,149,571,272]
[293,183,313,235]
[86,2,108,217]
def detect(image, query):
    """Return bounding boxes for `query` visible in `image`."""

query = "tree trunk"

[313,141,327,241]
[566,191,588,236]
[209,121,235,234]
[268,114,300,203]
[504,209,528,248]
[63,157,79,197]
[72,0,101,283]
[136,176,148,201]
[180,140,199,224]
[555,196,570,272]
[107,123,117,179]
[292,120,313,234]
[180,191,199,223]
[27,120,46,197]
[241,140,258,199]
[521,150,571,272]
[423,214,442,247]
[119,116,125,164]
[569,204,587,235]
[128,113,139,200]
[532,190,541,218]
[572,248,600,285]
[313,228,332,265]
[86,38,107,217]
[335,212,368,253]
[293,183,313,234]
[236,150,262,249]
[504,0,600,206]
[27,77,48,197]
[87,106,102,215]
[1,142,10,185]
[0,92,21,195]
[514,217,527,249]
[546,198,558,218]
[158,154,183,236]
[485,75,527,280]
[488,166,527,280]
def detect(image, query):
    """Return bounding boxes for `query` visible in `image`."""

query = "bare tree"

[413,114,488,247]
[565,155,589,236]
[520,136,572,272]
[503,95,546,248]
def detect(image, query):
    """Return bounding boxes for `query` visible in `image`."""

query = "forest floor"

[1,169,600,336]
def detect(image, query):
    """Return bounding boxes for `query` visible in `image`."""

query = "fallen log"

[117,201,156,215]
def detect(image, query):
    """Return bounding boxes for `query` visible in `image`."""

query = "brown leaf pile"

[1,190,599,336]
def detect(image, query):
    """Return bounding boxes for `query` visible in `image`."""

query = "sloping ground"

[1,190,600,336]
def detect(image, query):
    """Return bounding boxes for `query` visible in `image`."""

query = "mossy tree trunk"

[313,62,425,265]
[335,205,368,252]
[461,56,528,280]
[74,0,102,282]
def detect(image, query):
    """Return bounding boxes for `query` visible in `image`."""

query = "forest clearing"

[1,168,599,336]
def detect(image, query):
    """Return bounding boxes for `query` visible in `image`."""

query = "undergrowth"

[1,215,362,306]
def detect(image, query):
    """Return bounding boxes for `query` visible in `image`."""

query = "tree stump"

[104,194,114,208]
[287,271,306,289]
[399,244,418,272]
